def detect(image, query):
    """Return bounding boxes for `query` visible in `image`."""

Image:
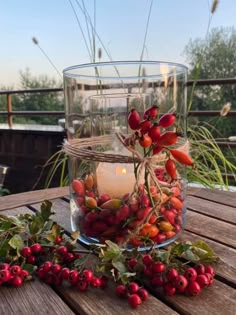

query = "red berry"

[60,267,70,280]
[55,236,62,244]
[163,282,176,296]
[128,109,140,130]
[205,266,215,276]
[115,205,130,224]
[27,255,36,264]
[21,247,32,257]
[148,124,161,142]
[184,268,198,282]
[204,273,214,285]
[0,263,10,270]
[194,263,205,275]
[128,258,138,270]
[37,267,46,279]
[51,264,62,275]
[159,113,176,128]
[69,270,79,285]
[20,270,30,280]
[158,131,178,146]
[144,105,158,120]
[174,275,188,293]
[11,276,23,287]
[82,269,93,282]
[196,274,209,288]
[151,275,164,287]
[100,275,108,288]
[152,262,165,273]
[77,280,88,291]
[54,274,63,286]
[90,277,102,288]
[128,282,139,294]
[43,261,52,272]
[152,233,167,244]
[0,269,11,282]
[85,212,99,223]
[139,134,152,148]
[128,294,142,308]
[142,254,153,266]
[10,265,22,276]
[143,266,153,277]
[139,119,152,134]
[64,252,75,262]
[115,284,127,297]
[44,274,54,285]
[166,268,179,283]
[57,246,68,256]
[137,288,149,301]
[165,159,177,180]
[30,243,42,254]
[187,281,201,296]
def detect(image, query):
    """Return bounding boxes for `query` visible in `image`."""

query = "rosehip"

[152,262,165,273]
[128,294,142,308]
[142,254,153,266]
[137,288,149,301]
[184,267,198,282]
[148,123,161,142]
[174,275,188,293]
[11,276,23,287]
[159,113,176,128]
[115,284,127,297]
[139,119,152,134]
[30,243,42,254]
[10,265,22,276]
[139,134,152,148]
[166,268,179,283]
[90,277,102,288]
[194,263,205,275]
[196,274,209,288]
[21,247,32,257]
[82,269,93,282]
[143,105,158,120]
[187,281,201,296]
[0,269,11,282]
[128,109,140,130]
[128,282,139,294]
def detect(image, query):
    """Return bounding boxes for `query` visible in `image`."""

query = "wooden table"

[0,187,235,315]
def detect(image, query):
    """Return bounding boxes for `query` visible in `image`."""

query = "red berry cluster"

[21,243,43,264]
[128,254,215,296]
[0,263,30,287]
[116,282,149,308]
[37,264,108,291]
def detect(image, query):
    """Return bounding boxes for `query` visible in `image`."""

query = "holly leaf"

[40,200,53,222]
[8,234,24,250]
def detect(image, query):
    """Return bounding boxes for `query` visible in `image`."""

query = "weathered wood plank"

[185,211,236,248]
[155,279,236,315]
[0,187,69,211]
[55,282,179,315]
[187,195,236,224]
[188,188,236,207]
[0,280,75,315]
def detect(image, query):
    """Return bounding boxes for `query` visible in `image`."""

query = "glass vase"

[63,61,188,249]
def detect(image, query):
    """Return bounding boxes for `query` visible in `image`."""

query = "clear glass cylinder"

[63,61,187,249]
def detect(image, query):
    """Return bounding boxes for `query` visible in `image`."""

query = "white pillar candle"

[96,162,138,199]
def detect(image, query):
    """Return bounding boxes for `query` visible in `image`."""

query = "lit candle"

[96,162,138,199]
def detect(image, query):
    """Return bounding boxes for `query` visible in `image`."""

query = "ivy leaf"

[8,234,24,250]
[40,200,53,222]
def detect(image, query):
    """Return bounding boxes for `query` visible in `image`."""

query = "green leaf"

[182,249,200,262]
[192,240,218,262]
[8,234,24,250]
[112,261,127,274]
[74,255,89,267]
[40,200,53,222]
[171,242,193,257]
[29,216,44,235]
[22,263,37,274]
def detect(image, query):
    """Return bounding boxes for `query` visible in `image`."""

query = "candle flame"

[116,166,127,175]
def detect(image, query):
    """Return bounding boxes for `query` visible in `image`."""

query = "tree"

[184,27,236,138]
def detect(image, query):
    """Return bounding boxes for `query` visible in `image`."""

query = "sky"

[0,0,236,88]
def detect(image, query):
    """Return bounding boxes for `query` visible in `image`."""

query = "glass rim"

[63,60,188,80]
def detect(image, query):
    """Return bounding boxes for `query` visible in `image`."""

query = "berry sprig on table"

[0,200,218,309]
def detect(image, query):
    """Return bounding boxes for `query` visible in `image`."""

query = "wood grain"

[189,188,236,207]
[187,195,236,224]
[186,210,236,248]
[0,279,75,315]
[0,187,69,211]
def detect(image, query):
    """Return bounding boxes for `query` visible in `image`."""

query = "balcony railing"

[0,79,235,181]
